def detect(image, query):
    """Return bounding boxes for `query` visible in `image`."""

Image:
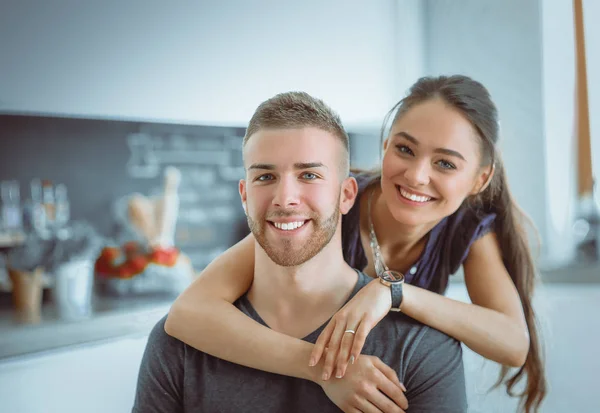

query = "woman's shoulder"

[442,205,497,272]
[448,204,496,233]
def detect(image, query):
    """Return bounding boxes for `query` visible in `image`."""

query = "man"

[133,92,467,412]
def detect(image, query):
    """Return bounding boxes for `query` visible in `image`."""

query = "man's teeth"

[399,187,432,203]
[273,221,306,230]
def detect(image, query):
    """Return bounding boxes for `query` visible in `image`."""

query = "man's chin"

[264,246,311,267]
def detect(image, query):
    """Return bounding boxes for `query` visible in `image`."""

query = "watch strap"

[390,282,403,312]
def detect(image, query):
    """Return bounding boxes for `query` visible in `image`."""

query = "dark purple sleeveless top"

[341,172,496,295]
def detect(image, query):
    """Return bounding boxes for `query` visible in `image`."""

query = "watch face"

[381,270,404,283]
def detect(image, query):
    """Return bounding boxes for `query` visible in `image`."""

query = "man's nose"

[272,177,300,207]
[404,160,431,186]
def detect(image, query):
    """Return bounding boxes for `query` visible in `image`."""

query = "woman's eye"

[437,160,456,170]
[302,172,317,180]
[396,145,414,155]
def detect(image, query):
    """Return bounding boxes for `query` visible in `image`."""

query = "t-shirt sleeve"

[132,316,185,413]
[448,209,496,275]
[403,327,468,412]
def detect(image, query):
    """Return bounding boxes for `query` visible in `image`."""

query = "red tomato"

[149,247,179,266]
[100,247,121,263]
[117,263,136,279]
[129,255,149,274]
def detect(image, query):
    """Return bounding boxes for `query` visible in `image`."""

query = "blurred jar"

[53,259,94,320]
[23,179,48,236]
[1,180,23,233]
[55,183,70,228]
[41,180,56,226]
[8,266,44,324]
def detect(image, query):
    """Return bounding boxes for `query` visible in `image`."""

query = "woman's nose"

[404,161,430,186]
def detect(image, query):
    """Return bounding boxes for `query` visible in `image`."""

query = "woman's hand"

[310,278,393,380]
[318,354,408,413]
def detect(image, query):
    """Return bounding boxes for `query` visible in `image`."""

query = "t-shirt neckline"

[237,269,369,342]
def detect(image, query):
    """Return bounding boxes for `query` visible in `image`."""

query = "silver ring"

[344,329,356,335]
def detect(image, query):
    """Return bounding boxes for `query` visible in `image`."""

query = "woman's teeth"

[273,221,306,230]
[399,186,432,203]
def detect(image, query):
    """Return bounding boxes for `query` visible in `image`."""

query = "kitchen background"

[0,0,599,412]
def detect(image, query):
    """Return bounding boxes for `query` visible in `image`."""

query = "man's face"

[240,127,353,267]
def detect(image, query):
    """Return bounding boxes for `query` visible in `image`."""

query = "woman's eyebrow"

[394,131,466,161]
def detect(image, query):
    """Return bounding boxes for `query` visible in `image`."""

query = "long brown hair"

[381,75,546,412]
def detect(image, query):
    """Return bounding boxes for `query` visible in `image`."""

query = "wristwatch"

[377,270,405,312]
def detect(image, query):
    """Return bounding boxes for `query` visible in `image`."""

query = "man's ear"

[339,176,358,215]
[470,164,495,195]
[239,179,247,214]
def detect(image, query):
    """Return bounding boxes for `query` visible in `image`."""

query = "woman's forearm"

[400,283,529,367]
[168,297,320,381]
[164,234,319,382]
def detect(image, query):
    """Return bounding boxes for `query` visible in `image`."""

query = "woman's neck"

[365,185,438,258]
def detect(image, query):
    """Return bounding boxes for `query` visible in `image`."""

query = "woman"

[165,75,546,412]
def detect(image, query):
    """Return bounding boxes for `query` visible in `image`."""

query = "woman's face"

[380,98,490,227]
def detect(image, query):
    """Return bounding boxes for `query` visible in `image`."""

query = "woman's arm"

[400,232,530,367]
[165,234,317,380]
[316,232,530,379]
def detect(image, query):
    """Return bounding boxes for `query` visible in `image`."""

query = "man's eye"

[257,174,274,181]
[302,172,317,180]
[396,145,414,155]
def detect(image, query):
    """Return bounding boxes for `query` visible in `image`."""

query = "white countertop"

[0,293,173,361]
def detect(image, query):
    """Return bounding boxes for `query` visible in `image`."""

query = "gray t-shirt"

[133,271,467,412]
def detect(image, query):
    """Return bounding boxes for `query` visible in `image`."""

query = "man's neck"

[247,235,358,338]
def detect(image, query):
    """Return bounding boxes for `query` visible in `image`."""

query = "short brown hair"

[244,91,350,175]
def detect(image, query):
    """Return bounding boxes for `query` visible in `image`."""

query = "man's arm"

[132,316,185,413]
[404,327,468,412]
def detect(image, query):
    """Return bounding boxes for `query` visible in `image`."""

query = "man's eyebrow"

[247,162,328,171]
[294,162,327,170]
[248,163,276,171]
[394,131,466,161]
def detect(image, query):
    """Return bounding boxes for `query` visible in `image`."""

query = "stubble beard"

[247,200,340,267]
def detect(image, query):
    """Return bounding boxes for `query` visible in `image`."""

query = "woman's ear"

[382,138,389,151]
[470,163,495,195]
[339,176,358,215]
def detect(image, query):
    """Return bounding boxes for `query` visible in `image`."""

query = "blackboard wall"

[0,114,249,270]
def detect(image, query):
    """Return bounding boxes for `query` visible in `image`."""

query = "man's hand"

[318,354,408,413]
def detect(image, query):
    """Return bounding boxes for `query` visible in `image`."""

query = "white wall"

[540,0,578,264]
[532,0,599,265]
[393,0,426,105]
[0,0,405,129]
[350,0,427,168]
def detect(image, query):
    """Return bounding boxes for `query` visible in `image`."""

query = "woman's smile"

[395,184,436,205]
